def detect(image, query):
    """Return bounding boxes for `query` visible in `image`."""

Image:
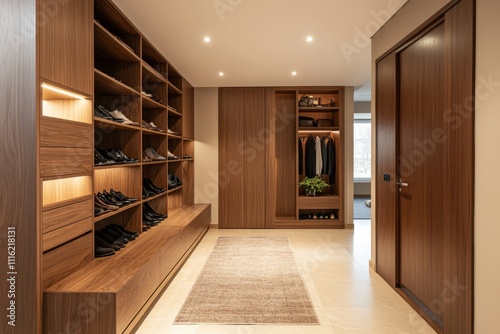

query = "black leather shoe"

[94,106,113,120]
[95,246,115,257]
[100,228,129,244]
[110,224,139,238]
[97,105,125,123]
[107,225,136,241]
[143,202,167,219]
[95,231,125,248]
[95,235,121,251]
[110,189,138,203]
[95,149,116,166]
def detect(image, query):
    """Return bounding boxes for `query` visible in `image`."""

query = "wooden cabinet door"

[219,88,268,228]
[38,0,93,94]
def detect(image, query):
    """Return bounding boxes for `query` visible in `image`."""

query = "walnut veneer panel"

[40,116,93,148]
[182,79,194,139]
[42,233,93,290]
[39,0,93,94]
[42,99,93,124]
[375,54,398,288]
[42,176,93,207]
[160,232,185,279]
[42,198,93,233]
[0,0,38,332]
[182,161,195,206]
[298,195,340,210]
[42,217,93,252]
[40,147,93,178]
[274,91,297,218]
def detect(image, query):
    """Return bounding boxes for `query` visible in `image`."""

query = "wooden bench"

[43,204,210,334]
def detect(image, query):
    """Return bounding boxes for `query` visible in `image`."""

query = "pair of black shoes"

[168,173,182,190]
[96,190,138,209]
[95,224,140,257]
[143,178,166,199]
[143,202,167,228]
[95,148,139,166]
[94,105,124,123]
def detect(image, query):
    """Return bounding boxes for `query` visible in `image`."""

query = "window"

[354,113,371,181]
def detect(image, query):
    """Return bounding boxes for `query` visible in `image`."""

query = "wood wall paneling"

[443,0,475,332]
[243,88,267,228]
[274,92,297,219]
[40,147,93,178]
[42,217,93,252]
[218,88,246,228]
[182,79,195,139]
[40,116,93,148]
[375,54,398,288]
[42,198,93,234]
[42,176,93,207]
[39,0,93,94]
[42,99,93,124]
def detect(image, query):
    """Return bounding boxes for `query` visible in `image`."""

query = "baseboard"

[369,259,376,272]
[345,223,355,229]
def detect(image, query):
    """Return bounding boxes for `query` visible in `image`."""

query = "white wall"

[354,101,372,197]
[475,0,500,330]
[344,87,355,227]
[194,88,219,225]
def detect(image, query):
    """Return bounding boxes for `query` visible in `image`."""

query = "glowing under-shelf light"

[41,83,86,100]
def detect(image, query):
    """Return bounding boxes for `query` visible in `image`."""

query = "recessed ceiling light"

[306,36,314,42]
[203,36,211,43]
[218,72,224,77]
[292,71,297,76]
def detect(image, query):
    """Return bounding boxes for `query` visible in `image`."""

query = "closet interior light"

[203,36,211,43]
[41,83,86,100]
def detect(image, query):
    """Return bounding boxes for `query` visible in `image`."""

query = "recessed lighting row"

[204,35,313,77]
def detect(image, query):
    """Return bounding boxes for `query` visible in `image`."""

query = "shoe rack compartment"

[168,64,183,92]
[168,137,182,160]
[95,204,142,234]
[143,164,168,201]
[42,197,93,252]
[182,139,194,160]
[142,135,168,163]
[142,38,167,80]
[94,21,140,63]
[95,91,141,126]
[94,166,142,202]
[42,232,93,290]
[168,162,183,209]
[142,108,168,136]
[168,86,182,114]
[95,128,141,165]
[142,65,167,105]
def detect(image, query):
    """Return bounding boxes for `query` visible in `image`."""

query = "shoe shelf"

[168,81,182,95]
[168,133,183,140]
[94,117,141,131]
[298,127,340,132]
[142,61,167,84]
[94,201,141,223]
[298,107,340,111]
[94,162,141,170]
[142,160,167,166]
[142,37,167,80]
[142,95,167,109]
[94,69,140,96]
[167,186,182,194]
[142,192,167,203]
[142,128,167,136]
[94,21,140,63]
[168,64,183,93]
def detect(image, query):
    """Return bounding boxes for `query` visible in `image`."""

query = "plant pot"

[306,189,316,196]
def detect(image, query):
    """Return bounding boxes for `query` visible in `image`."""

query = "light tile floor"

[137,221,436,334]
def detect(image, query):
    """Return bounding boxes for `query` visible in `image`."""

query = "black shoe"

[143,202,167,219]
[94,149,116,166]
[95,235,121,251]
[100,227,129,244]
[107,225,137,241]
[97,105,125,123]
[143,178,165,193]
[95,231,125,248]
[94,106,113,120]
[110,224,139,238]
[110,189,138,203]
[95,246,115,257]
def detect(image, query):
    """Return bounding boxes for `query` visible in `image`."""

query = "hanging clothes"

[315,136,322,176]
[298,137,303,175]
[304,135,316,178]
[321,137,328,174]
[325,137,336,184]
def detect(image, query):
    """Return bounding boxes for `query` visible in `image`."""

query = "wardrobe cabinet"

[219,87,345,229]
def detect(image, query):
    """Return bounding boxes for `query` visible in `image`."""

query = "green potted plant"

[299,176,329,196]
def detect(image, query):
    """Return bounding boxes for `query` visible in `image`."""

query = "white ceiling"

[112,0,407,100]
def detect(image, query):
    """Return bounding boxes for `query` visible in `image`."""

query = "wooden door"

[398,23,446,328]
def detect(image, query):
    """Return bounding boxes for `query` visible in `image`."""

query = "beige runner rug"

[174,236,319,325]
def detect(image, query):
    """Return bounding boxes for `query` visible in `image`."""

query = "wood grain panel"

[43,293,117,334]
[218,88,245,228]
[42,198,93,233]
[0,1,38,332]
[42,217,92,252]
[116,255,161,333]
[42,233,93,290]
[182,161,195,206]
[399,23,445,325]
[182,79,194,139]
[244,88,267,228]
[40,147,93,178]
[274,91,297,218]
[42,99,93,124]
[160,232,185,279]
[375,54,398,288]
[298,195,340,210]
[39,0,93,94]
[443,1,474,332]
[40,116,93,148]
[42,176,93,207]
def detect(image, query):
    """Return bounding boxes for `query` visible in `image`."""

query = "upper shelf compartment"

[94,21,140,63]
[142,38,167,81]
[168,64,183,93]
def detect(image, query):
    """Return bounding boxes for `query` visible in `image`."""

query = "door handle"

[396,179,408,192]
